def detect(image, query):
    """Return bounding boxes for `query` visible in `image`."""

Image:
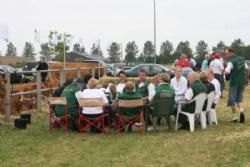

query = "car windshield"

[24,62,38,69]
[132,65,150,73]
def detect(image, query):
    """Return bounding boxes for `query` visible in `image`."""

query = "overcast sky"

[0,0,250,58]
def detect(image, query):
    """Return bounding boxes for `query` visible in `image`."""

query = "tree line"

[2,32,250,64]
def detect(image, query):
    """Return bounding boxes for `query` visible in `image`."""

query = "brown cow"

[0,78,59,115]
[49,62,104,80]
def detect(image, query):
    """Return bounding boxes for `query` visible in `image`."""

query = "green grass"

[1,85,250,167]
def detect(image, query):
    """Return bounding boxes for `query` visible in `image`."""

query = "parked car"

[22,61,39,82]
[0,65,22,83]
[125,64,174,78]
[125,62,143,70]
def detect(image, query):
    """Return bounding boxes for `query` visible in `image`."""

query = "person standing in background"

[209,53,224,97]
[36,57,49,82]
[202,54,210,71]
[225,48,247,123]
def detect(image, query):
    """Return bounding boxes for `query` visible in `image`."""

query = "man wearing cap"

[54,77,87,128]
[225,48,247,123]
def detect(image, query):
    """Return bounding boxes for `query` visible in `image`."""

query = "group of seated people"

[52,66,221,132]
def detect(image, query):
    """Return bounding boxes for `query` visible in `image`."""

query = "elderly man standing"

[225,47,247,123]
[178,72,207,129]
[170,66,188,103]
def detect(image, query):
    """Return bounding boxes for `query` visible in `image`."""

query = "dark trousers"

[214,73,224,96]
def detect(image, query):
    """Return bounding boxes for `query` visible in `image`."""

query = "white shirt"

[116,83,126,94]
[225,62,249,74]
[148,83,156,101]
[210,78,221,104]
[170,76,188,96]
[78,89,108,114]
[184,88,193,101]
[209,59,224,75]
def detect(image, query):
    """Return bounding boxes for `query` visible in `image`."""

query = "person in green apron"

[179,72,207,129]
[225,47,247,123]
[146,73,175,131]
[54,77,86,130]
[118,81,142,132]
[136,69,150,100]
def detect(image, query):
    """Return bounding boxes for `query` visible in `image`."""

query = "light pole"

[153,0,157,64]
[63,33,66,69]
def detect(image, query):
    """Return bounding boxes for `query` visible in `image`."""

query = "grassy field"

[0,84,250,167]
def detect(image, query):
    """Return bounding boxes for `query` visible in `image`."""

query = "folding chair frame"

[78,98,110,133]
[49,104,69,132]
[116,99,144,134]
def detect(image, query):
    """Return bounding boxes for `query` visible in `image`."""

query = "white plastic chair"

[201,91,215,128]
[175,93,207,132]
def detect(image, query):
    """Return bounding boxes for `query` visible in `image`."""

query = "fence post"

[36,71,41,112]
[60,69,65,86]
[92,69,95,79]
[77,68,81,78]
[4,72,11,123]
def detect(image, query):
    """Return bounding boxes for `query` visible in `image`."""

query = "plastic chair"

[175,93,207,132]
[116,99,144,134]
[49,97,69,132]
[201,91,216,128]
[145,92,175,132]
[78,98,110,133]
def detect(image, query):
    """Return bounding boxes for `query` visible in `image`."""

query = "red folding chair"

[116,99,144,134]
[49,97,69,132]
[78,98,110,133]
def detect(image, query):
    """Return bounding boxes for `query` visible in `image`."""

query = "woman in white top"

[78,78,108,115]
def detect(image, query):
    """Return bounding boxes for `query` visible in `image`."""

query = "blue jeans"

[227,85,245,106]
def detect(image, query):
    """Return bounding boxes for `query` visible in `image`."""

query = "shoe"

[240,112,245,123]
[147,126,154,131]
[230,119,238,123]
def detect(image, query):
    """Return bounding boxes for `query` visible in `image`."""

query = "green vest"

[155,83,175,95]
[136,80,149,97]
[118,92,142,117]
[183,80,207,113]
[229,55,246,86]
[55,83,80,118]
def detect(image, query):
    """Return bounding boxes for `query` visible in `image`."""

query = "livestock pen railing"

[3,67,102,123]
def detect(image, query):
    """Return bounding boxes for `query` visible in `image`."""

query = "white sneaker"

[147,126,154,131]
[230,115,238,123]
